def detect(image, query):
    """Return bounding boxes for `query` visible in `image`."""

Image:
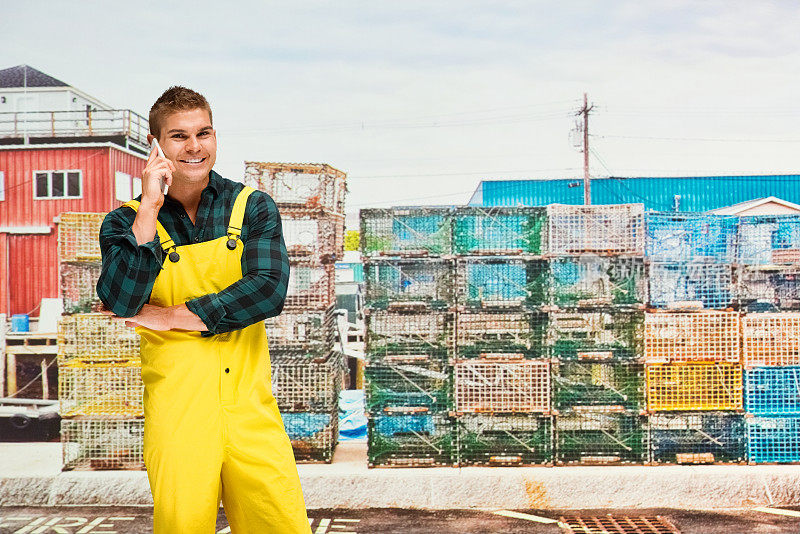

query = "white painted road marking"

[753,507,800,518]
[493,510,559,523]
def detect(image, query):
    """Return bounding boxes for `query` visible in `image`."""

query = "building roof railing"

[0,109,149,153]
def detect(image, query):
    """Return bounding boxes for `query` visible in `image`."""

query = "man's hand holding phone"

[142,138,175,209]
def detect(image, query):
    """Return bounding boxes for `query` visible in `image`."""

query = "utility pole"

[577,93,594,205]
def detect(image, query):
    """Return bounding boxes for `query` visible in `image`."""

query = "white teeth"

[184,158,203,163]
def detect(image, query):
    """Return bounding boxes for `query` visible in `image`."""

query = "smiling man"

[96,86,310,533]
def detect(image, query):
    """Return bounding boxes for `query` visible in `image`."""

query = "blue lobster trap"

[738,215,800,266]
[282,411,338,463]
[747,416,800,463]
[745,366,800,416]
[648,262,733,310]
[455,257,548,309]
[364,258,455,310]
[645,212,738,263]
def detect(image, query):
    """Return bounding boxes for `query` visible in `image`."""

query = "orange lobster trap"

[742,312,800,367]
[644,311,740,364]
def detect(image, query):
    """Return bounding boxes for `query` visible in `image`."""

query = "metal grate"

[553,361,645,413]
[549,256,646,309]
[645,212,738,263]
[58,360,143,418]
[365,360,450,415]
[745,366,800,415]
[452,206,546,255]
[368,414,454,467]
[60,262,102,314]
[644,311,740,364]
[284,260,336,310]
[556,412,647,465]
[365,310,451,363]
[455,257,549,309]
[58,313,140,363]
[244,162,346,214]
[61,417,144,471]
[58,212,106,263]
[743,313,800,367]
[649,412,746,464]
[281,209,345,263]
[546,203,645,256]
[265,307,335,355]
[271,352,344,413]
[747,416,800,463]
[559,515,680,534]
[364,258,455,310]
[360,207,453,257]
[737,266,800,311]
[646,363,743,411]
[455,310,547,360]
[283,410,339,463]
[648,262,734,310]
[738,215,800,266]
[453,359,550,414]
[455,414,552,466]
[548,311,643,361]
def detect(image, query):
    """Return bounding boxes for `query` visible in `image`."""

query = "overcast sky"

[4,1,799,227]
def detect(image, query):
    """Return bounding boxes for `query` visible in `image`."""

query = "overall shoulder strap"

[227,186,256,239]
[122,200,176,250]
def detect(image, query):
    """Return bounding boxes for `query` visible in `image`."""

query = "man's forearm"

[169,303,208,331]
[131,202,160,246]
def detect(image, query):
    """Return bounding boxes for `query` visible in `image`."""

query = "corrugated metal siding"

[474,175,800,212]
[7,232,58,316]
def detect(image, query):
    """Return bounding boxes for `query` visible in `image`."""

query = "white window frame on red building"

[32,169,83,200]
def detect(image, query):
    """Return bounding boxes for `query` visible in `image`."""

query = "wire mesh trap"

[60,262,102,314]
[282,410,338,463]
[646,363,743,412]
[265,307,335,355]
[738,215,800,266]
[365,310,451,363]
[58,360,143,418]
[747,416,800,463]
[454,310,548,360]
[737,266,800,312]
[364,258,455,310]
[548,311,643,361]
[649,412,746,464]
[648,262,734,310]
[644,311,741,364]
[244,162,346,213]
[553,361,645,413]
[645,212,738,263]
[546,203,645,256]
[743,313,800,367]
[368,413,454,467]
[453,359,550,414]
[58,313,140,363]
[455,414,552,466]
[58,212,107,263]
[284,260,336,310]
[281,209,345,263]
[549,256,646,309]
[451,206,546,256]
[360,207,453,257]
[555,412,647,465]
[270,352,344,413]
[61,416,144,471]
[455,257,548,309]
[745,366,800,416]
[365,361,450,415]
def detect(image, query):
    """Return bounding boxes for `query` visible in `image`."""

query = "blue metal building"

[469,175,800,211]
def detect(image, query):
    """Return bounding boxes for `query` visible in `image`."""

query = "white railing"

[0,109,149,148]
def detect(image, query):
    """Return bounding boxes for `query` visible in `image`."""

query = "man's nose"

[186,136,201,151]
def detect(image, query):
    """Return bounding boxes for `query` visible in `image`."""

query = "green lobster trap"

[365,360,450,415]
[364,258,455,310]
[552,361,645,413]
[548,311,643,361]
[455,414,553,466]
[270,352,344,413]
[548,256,646,309]
[360,207,453,257]
[555,412,647,465]
[452,206,546,256]
[454,310,547,360]
[368,414,454,467]
[365,310,452,363]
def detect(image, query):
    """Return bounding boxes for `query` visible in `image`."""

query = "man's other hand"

[101,304,173,331]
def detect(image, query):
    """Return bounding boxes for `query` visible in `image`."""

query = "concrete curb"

[3,443,800,509]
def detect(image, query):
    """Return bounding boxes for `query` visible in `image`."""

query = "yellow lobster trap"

[58,360,143,418]
[58,212,107,263]
[58,313,140,363]
[646,363,743,412]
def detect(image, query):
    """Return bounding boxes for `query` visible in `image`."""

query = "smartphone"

[150,138,169,195]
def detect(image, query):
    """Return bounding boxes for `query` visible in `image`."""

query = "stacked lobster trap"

[547,204,648,465]
[361,207,455,467]
[247,161,348,463]
[57,213,146,470]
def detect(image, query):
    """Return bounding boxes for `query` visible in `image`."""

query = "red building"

[0,65,148,316]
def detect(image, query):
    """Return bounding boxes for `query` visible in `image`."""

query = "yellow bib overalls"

[124,187,311,534]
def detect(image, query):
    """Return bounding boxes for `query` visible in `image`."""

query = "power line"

[592,134,800,143]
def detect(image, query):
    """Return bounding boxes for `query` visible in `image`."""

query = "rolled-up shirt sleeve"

[96,207,164,317]
[185,192,290,335]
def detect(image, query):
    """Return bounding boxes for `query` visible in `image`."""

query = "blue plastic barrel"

[10,314,29,333]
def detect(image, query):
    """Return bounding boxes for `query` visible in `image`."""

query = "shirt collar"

[163,170,220,208]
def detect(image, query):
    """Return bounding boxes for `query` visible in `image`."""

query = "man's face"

[157,108,217,185]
